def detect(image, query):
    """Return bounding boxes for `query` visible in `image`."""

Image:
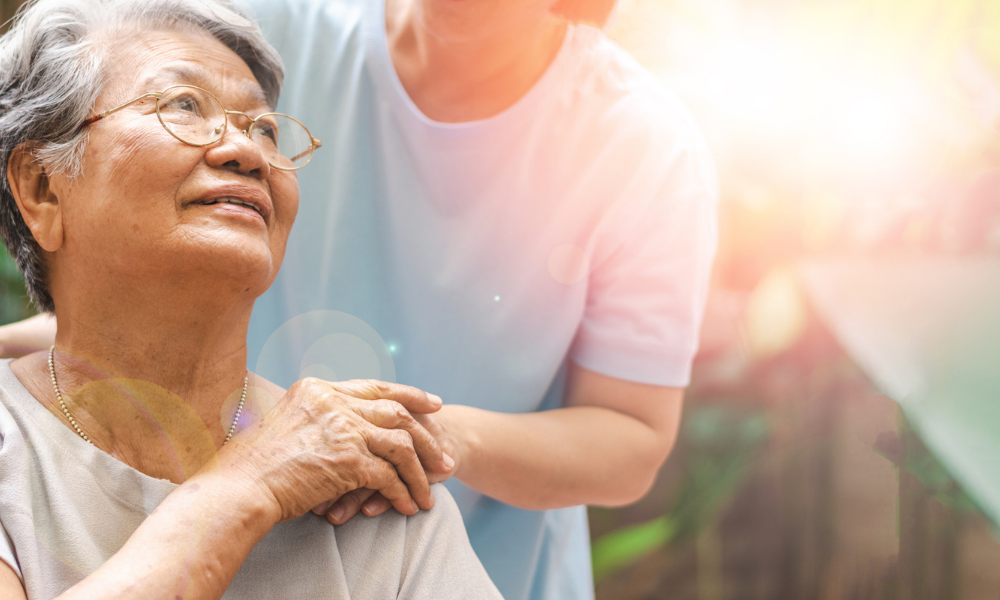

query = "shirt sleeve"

[569,117,718,387]
[397,486,503,600]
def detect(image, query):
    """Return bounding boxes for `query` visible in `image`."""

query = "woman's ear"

[6,145,63,252]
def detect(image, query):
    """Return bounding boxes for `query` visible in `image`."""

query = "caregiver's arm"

[438,361,682,509]
[332,363,682,520]
[0,314,55,358]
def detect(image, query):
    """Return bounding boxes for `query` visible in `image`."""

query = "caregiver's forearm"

[58,469,277,600]
[444,403,676,510]
[0,313,56,358]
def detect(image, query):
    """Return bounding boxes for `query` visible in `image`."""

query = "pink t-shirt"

[246,1,718,598]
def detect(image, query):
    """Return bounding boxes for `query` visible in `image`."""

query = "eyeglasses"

[81,84,322,171]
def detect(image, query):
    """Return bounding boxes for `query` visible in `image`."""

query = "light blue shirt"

[243,1,718,598]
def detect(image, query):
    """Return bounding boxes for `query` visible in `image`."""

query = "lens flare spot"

[300,363,340,382]
[255,310,396,388]
[300,333,382,382]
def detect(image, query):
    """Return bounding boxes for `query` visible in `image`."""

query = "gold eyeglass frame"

[81,84,322,171]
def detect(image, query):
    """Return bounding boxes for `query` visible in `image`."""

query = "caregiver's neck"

[385,0,568,123]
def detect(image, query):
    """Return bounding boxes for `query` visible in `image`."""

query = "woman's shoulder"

[333,483,464,554]
[0,355,77,453]
[335,484,503,599]
[0,356,176,514]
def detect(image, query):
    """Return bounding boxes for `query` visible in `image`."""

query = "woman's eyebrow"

[232,80,270,110]
[141,64,207,88]
[142,65,270,108]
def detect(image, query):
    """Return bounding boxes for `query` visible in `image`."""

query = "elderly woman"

[0,0,502,598]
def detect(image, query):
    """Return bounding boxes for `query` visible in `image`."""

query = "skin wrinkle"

[83,34,279,277]
[139,64,271,111]
[91,22,269,112]
[58,35,290,293]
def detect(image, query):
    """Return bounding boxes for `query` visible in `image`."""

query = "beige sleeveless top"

[0,360,501,599]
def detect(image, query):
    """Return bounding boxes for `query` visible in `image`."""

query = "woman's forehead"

[105,29,268,108]
[141,63,269,108]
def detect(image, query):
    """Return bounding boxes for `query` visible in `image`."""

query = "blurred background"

[3,0,1000,598]
[590,1,1000,599]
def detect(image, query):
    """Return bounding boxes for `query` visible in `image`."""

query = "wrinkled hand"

[318,408,463,524]
[219,377,452,524]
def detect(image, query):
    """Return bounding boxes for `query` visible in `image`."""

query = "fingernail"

[443,453,455,470]
[429,492,436,509]
[428,394,443,408]
[363,499,379,516]
[330,506,345,523]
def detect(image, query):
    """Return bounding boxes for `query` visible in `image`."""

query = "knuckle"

[290,378,332,403]
[372,380,393,397]
[293,377,322,390]
[394,429,416,450]
[389,401,410,422]
[373,462,397,485]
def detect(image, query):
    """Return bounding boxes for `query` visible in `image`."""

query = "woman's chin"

[165,236,281,298]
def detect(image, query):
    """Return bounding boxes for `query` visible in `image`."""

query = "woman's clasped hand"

[223,377,453,523]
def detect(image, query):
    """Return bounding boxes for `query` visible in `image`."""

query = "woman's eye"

[163,95,201,115]
[256,121,279,143]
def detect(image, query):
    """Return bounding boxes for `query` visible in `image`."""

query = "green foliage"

[591,405,769,581]
[0,248,32,325]
[667,408,768,542]
[591,516,678,581]
[0,1,32,324]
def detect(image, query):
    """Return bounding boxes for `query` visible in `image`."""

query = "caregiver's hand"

[325,378,454,474]
[219,377,451,523]
[322,408,463,524]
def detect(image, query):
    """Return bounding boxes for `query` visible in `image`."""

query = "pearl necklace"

[47,346,247,446]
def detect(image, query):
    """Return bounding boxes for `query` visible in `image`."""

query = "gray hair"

[0,0,283,313]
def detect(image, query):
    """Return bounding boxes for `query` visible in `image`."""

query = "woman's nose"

[204,115,270,179]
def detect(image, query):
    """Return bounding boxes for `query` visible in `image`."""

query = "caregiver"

[246,0,717,598]
[0,0,718,598]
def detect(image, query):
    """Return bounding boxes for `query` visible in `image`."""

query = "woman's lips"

[196,197,265,217]
[190,185,273,224]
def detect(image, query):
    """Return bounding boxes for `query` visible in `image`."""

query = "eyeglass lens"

[251,114,314,170]
[155,86,314,169]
